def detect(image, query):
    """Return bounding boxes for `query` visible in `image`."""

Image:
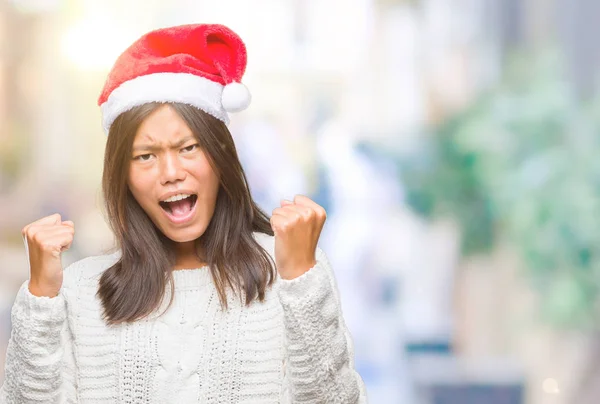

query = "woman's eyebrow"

[132,136,196,152]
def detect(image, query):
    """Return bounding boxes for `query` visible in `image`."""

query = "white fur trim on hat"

[100,72,229,133]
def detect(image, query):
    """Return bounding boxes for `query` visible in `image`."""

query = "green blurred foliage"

[401,52,600,329]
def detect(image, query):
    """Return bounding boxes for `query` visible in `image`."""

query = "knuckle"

[31,232,42,244]
[24,224,36,237]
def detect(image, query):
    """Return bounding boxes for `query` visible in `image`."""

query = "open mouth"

[159,194,198,218]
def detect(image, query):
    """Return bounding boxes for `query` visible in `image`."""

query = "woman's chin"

[160,222,206,243]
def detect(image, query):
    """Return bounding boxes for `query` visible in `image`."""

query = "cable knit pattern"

[0,232,368,403]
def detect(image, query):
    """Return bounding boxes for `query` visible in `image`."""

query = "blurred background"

[1,0,600,403]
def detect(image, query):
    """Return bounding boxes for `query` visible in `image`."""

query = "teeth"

[162,193,192,203]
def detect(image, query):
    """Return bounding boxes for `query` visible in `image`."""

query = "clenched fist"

[270,195,326,280]
[22,213,75,297]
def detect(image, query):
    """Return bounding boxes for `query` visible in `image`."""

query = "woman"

[0,24,368,403]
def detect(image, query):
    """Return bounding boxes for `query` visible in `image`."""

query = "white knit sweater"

[0,232,368,403]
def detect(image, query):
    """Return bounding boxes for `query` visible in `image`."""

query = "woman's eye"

[182,144,198,153]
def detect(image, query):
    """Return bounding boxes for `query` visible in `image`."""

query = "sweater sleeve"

[0,279,77,404]
[277,247,369,403]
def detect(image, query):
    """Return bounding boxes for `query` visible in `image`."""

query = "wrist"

[28,281,60,298]
[278,260,316,280]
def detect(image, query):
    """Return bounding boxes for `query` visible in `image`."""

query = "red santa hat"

[98,23,251,134]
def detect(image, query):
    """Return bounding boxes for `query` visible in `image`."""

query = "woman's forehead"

[134,106,194,146]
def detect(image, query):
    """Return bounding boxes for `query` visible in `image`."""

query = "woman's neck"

[173,240,207,270]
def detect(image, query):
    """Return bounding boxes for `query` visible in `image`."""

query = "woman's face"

[127,104,220,243]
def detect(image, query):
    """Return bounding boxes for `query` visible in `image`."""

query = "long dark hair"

[98,102,275,325]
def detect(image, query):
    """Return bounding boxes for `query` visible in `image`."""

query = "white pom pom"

[221,82,251,113]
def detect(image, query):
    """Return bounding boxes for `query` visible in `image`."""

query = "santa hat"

[98,23,251,133]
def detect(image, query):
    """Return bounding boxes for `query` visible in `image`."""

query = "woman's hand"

[22,213,74,297]
[270,195,326,280]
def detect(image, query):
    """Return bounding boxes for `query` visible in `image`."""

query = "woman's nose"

[159,154,186,185]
